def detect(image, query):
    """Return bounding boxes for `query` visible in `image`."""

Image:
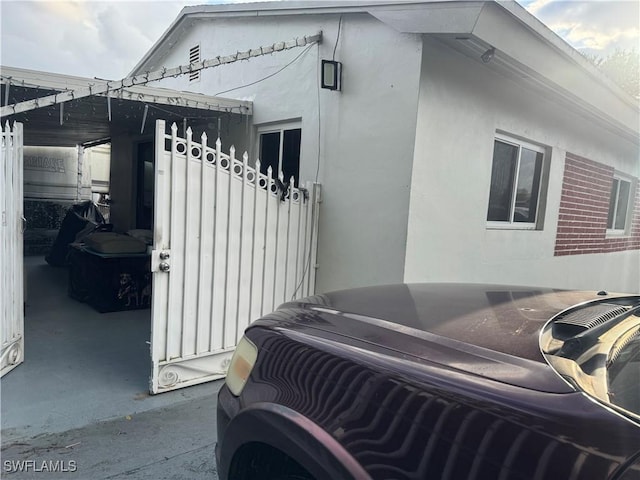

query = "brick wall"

[554,153,640,256]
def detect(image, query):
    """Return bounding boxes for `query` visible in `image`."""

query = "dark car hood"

[272,284,619,393]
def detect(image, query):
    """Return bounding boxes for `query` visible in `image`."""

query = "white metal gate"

[150,120,320,393]
[1,122,24,377]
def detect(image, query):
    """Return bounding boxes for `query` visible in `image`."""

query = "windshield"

[608,330,640,417]
[541,297,640,423]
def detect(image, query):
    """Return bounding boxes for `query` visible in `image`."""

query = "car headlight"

[225,335,258,396]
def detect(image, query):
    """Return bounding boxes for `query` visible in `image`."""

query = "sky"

[0,0,638,80]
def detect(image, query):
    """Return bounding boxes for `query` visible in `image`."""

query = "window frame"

[486,133,547,231]
[256,121,302,185]
[606,173,635,236]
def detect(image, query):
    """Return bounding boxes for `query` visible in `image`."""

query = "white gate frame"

[1,122,25,377]
[150,120,320,393]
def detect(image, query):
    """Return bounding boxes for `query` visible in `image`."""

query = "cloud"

[523,0,555,15]
[0,0,194,79]
[2,0,638,80]
[519,0,640,54]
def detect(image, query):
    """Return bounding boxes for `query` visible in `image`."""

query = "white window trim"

[256,121,302,179]
[606,173,635,237]
[486,133,547,231]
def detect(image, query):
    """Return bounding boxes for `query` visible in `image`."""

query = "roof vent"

[189,45,201,82]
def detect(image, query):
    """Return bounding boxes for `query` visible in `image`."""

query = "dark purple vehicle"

[216,284,640,480]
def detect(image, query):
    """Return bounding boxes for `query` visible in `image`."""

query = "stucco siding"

[146,13,423,293]
[405,37,640,293]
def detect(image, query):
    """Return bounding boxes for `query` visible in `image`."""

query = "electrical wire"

[332,15,343,61]
[0,76,73,91]
[214,43,314,96]
[142,101,223,120]
[291,42,323,300]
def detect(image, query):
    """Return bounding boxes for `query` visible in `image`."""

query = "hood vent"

[555,303,629,332]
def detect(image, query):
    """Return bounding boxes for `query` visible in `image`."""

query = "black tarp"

[45,201,105,266]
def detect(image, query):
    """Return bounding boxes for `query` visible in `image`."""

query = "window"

[189,45,200,82]
[607,176,632,232]
[258,125,301,186]
[487,135,545,227]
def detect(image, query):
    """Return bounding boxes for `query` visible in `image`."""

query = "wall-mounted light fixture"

[481,47,496,64]
[321,60,342,91]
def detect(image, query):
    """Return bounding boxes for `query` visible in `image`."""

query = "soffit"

[371,2,638,142]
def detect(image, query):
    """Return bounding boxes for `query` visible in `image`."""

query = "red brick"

[555,153,639,256]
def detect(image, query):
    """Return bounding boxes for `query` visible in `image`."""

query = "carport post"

[77,145,84,202]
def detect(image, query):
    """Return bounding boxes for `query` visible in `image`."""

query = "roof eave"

[129,0,464,75]
[129,0,638,143]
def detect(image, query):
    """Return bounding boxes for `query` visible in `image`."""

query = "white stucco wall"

[404,37,640,293]
[146,13,423,293]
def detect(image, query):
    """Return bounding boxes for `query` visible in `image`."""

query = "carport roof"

[0,66,252,147]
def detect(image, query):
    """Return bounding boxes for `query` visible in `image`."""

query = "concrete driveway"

[1,256,224,479]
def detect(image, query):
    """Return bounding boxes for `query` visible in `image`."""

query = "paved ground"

[1,390,221,480]
[1,256,225,479]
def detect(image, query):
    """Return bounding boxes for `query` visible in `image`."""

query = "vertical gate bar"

[167,122,182,361]
[293,183,304,300]
[284,177,294,302]
[182,127,192,357]
[15,123,24,357]
[13,123,24,365]
[197,132,211,354]
[305,181,316,296]
[261,168,273,316]
[7,126,16,339]
[2,126,8,342]
[3,126,8,344]
[210,137,222,351]
[301,181,312,296]
[234,152,248,343]
[3,125,12,342]
[272,173,282,310]
[151,120,169,391]
[309,183,321,295]
[222,146,235,348]
[1,125,6,346]
[5,125,12,339]
[182,127,196,357]
[7,123,13,340]
[248,160,260,326]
